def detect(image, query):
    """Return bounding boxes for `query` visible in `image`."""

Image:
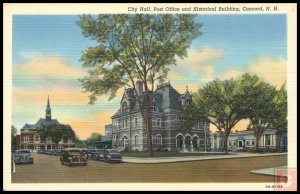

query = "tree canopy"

[78,14,202,156]
[37,124,76,148]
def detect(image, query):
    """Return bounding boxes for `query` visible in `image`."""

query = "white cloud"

[220,56,286,88]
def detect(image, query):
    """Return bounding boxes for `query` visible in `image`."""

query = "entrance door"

[239,141,243,147]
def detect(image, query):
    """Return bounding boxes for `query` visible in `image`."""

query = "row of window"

[228,135,275,147]
[23,145,64,150]
[228,140,255,146]
[114,134,163,145]
[122,102,159,113]
[23,136,71,143]
[115,118,163,129]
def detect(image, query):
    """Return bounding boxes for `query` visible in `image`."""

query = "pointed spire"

[186,85,188,92]
[47,95,50,108]
[46,95,51,120]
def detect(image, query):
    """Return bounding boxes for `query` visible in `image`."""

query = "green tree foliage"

[77,14,201,156]
[11,125,18,152]
[74,135,87,148]
[272,83,287,151]
[37,124,76,149]
[85,132,102,148]
[272,83,287,130]
[180,78,248,154]
[239,73,277,152]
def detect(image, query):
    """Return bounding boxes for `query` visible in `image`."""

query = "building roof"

[112,82,190,118]
[21,118,60,130]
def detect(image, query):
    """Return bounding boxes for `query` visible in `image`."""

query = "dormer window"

[152,101,157,111]
[122,102,128,113]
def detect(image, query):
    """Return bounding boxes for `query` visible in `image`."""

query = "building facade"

[210,128,287,152]
[99,124,113,148]
[16,96,75,151]
[111,81,210,152]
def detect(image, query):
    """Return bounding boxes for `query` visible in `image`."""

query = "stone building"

[210,128,287,152]
[111,81,210,152]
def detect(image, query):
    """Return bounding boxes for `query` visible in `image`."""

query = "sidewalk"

[250,166,287,176]
[122,152,287,164]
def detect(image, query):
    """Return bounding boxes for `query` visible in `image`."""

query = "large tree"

[187,78,248,154]
[37,124,76,149]
[239,73,277,152]
[77,14,201,156]
[272,84,287,151]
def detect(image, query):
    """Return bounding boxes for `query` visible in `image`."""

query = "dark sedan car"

[60,148,88,166]
[99,149,122,163]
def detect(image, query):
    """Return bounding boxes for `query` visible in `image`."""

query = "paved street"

[12,153,287,183]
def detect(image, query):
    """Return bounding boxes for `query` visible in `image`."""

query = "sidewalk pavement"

[122,152,287,164]
[250,166,287,176]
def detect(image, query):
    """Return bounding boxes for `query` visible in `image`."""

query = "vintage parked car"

[14,149,34,164]
[60,148,88,166]
[99,149,122,163]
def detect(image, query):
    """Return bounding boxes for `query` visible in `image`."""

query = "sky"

[12,14,287,140]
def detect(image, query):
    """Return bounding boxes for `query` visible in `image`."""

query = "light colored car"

[14,149,34,164]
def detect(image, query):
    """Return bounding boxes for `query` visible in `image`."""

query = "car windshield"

[16,150,30,154]
[68,150,82,155]
[108,150,119,153]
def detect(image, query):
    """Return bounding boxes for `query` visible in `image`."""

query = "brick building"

[16,96,75,151]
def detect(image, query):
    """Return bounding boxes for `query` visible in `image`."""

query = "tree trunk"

[255,135,259,153]
[145,89,153,157]
[277,130,281,152]
[223,136,228,154]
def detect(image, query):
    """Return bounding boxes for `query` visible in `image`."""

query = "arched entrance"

[176,135,184,148]
[185,136,192,150]
[192,136,198,149]
[122,136,129,147]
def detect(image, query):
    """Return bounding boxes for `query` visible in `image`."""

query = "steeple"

[45,95,51,120]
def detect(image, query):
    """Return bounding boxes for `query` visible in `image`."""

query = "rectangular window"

[122,120,125,129]
[252,141,255,145]
[134,117,138,127]
[246,141,249,145]
[229,142,231,146]
[265,135,271,146]
[233,142,236,146]
[24,136,29,142]
[125,119,128,128]
[156,118,161,127]
[34,145,40,150]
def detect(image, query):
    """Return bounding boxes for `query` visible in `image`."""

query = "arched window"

[122,102,128,113]
[134,135,138,145]
[156,134,162,145]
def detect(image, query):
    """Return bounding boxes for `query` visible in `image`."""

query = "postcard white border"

[3,3,297,191]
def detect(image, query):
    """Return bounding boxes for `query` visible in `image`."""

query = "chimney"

[136,81,143,96]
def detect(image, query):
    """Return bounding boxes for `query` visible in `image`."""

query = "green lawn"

[122,151,228,157]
